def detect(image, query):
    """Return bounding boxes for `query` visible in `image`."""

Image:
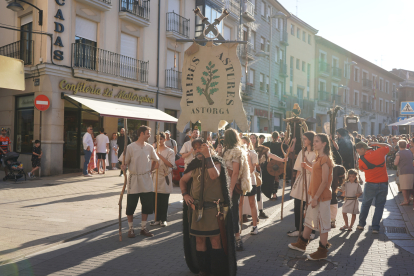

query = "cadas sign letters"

[177,41,248,132]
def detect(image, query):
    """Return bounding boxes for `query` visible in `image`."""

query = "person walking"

[164,130,177,155]
[82,126,94,177]
[110,133,118,170]
[287,131,316,238]
[88,134,97,174]
[96,128,109,174]
[118,128,132,177]
[28,140,42,178]
[394,140,414,205]
[122,125,159,238]
[355,141,392,233]
[288,133,334,261]
[150,132,175,227]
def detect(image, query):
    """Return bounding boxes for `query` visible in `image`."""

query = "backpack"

[359,155,385,170]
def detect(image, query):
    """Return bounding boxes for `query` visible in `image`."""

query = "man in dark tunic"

[118,128,131,176]
[180,139,236,276]
[336,128,355,170]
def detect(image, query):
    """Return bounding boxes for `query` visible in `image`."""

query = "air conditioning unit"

[279,101,287,108]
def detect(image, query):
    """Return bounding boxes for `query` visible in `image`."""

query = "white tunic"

[290,150,316,201]
[125,142,159,194]
[248,149,259,186]
[152,147,175,194]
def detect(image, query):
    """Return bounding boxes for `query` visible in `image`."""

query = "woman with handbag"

[240,136,260,235]
[287,131,316,238]
[217,128,252,251]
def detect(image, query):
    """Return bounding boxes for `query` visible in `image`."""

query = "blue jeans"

[83,150,92,175]
[358,182,388,231]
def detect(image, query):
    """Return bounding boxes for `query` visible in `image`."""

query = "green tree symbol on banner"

[196,61,220,105]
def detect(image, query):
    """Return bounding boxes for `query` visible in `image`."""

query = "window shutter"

[21,13,33,26]
[76,17,97,42]
[120,33,138,59]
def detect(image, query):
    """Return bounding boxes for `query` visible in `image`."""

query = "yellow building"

[285,14,318,128]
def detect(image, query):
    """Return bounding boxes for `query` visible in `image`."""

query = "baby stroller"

[2,152,26,182]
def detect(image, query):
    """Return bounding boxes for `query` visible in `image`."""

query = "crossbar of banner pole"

[175,39,247,44]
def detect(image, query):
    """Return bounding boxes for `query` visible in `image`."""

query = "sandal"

[400,202,410,206]
[340,226,349,230]
[347,226,353,231]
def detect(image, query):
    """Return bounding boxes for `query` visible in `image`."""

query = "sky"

[278,0,414,72]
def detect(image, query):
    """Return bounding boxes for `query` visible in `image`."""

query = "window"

[392,84,396,93]
[266,76,269,92]
[379,78,383,91]
[261,1,265,16]
[332,84,338,95]
[275,46,279,62]
[319,80,326,91]
[15,95,34,153]
[20,14,33,65]
[250,31,256,50]
[275,17,279,29]
[267,5,271,21]
[280,81,285,95]
[75,17,98,70]
[344,63,350,78]
[372,75,377,89]
[249,69,255,85]
[291,24,294,35]
[280,49,284,63]
[343,88,350,104]
[223,25,231,40]
[308,34,311,44]
[354,67,359,82]
[297,27,300,38]
[302,61,305,72]
[203,6,223,39]
[379,98,383,112]
[296,58,300,70]
[385,101,389,113]
[302,31,306,42]
[260,73,264,91]
[266,40,270,52]
[260,37,265,51]
[354,91,359,106]
[385,80,389,93]
[274,79,278,95]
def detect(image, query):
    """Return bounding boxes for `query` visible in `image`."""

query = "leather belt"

[345,196,357,200]
[194,200,224,209]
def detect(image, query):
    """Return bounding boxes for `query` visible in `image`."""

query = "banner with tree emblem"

[177,41,249,132]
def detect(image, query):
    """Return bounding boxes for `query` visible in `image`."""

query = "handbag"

[254,171,262,187]
[234,181,243,194]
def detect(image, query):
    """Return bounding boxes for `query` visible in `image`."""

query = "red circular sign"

[34,95,50,111]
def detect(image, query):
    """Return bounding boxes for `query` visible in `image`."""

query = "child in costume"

[339,169,363,231]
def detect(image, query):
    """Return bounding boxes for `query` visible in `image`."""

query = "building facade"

[285,14,318,130]
[390,69,414,134]
[314,36,403,135]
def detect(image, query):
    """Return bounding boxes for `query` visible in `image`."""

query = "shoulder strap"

[360,155,385,169]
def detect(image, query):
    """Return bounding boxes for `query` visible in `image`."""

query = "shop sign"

[59,79,154,105]
[53,0,66,61]
[177,42,248,132]
[255,108,272,118]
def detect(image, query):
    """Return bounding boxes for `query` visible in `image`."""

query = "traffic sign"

[34,95,50,111]
[401,102,414,115]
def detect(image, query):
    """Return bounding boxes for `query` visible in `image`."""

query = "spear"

[154,123,160,223]
[280,123,291,220]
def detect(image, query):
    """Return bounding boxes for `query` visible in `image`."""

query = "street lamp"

[256,11,286,133]
[7,0,43,26]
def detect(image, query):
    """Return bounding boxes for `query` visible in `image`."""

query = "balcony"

[242,0,255,22]
[0,40,33,65]
[166,12,190,40]
[362,78,372,92]
[279,63,288,77]
[165,69,181,90]
[280,31,289,46]
[332,67,342,80]
[362,101,372,111]
[318,90,330,103]
[76,0,112,11]
[227,0,241,21]
[241,84,254,101]
[318,61,330,77]
[72,43,149,83]
[238,42,254,61]
[332,94,341,104]
[119,0,150,27]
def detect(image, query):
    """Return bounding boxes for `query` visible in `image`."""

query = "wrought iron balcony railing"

[332,67,342,78]
[165,69,181,90]
[280,31,288,45]
[166,12,189,38]
[72,43,149,83]
[238,41,254,59]
[318,90,330,102]
[0,40,33,65]
[362,78,372,89]
[319,61,330,74]
[119,0,150,21]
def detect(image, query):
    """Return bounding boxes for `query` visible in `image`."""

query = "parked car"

[172,157,185,185]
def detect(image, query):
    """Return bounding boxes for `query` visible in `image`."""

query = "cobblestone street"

[1,170,414,276]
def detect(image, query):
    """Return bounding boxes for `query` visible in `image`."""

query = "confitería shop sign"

[59,80,154,104]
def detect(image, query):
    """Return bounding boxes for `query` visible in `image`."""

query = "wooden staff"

[298,125,307,236]
[280,124,291,220]
[118,118,128,241]
[154,123,160,222]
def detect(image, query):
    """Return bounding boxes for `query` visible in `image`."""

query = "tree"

[196,61,220,105]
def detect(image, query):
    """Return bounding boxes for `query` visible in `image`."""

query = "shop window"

[118,118,148,142]
[164,109,178,140]
[15,95,34,153]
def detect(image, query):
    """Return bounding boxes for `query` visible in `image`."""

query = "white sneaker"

[287,230,299,237]
[250,226,258,235]
[160,221,167,227]
[27,172,32,178]
[84,174,92,177]
[150,221,160,226]
[310,233,315,240]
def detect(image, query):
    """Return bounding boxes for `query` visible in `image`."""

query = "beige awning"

[66,94,177,123]
[0,56,25,91]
